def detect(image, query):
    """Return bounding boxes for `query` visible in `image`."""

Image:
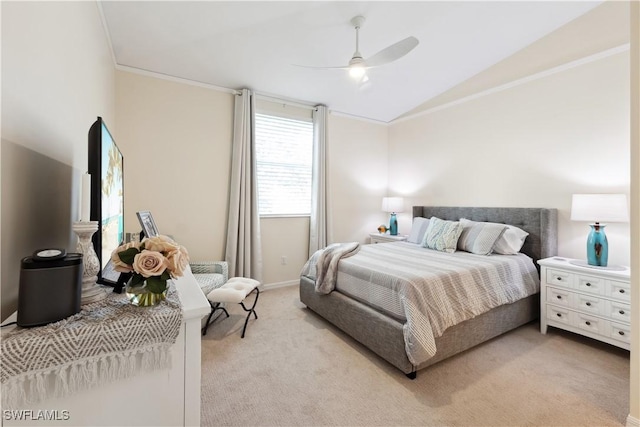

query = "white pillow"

[493,225,529,254]
[407,217,430,244]
[460,218,528,255]
[421,217,463,253]
[457,219,507,255]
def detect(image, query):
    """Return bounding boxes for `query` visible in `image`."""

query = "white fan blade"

[292,64,350,70]
[365,36,419,68]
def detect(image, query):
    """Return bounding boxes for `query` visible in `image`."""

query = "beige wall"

[115,70,234,263]
[328,114,389,243]
[1,1,115,320]
[389,51,631,267]
[260,217,309,286]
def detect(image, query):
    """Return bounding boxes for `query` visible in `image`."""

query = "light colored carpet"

[200,285,630,426]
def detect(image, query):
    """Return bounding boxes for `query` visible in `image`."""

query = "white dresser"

[538,256,631,350]
[2,267,210,426]
[369,233,408,244]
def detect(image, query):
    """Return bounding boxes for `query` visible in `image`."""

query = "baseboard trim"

[627,414,640,427]
[259,280,298,291]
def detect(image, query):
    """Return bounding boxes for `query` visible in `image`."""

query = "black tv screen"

[88,117,124,285]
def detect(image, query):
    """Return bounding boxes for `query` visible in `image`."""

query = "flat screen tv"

[88,117,124,285]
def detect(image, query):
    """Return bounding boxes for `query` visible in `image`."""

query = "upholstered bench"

[203,277,260,338]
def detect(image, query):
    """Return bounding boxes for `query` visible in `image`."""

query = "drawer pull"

[585,321,591,326]
[585,283,591,287]
[619,289,626,294]
[556,313,562,318]
[557,277,563,281]
[619,331,625,336]
[556,295,562,300]
[586,302,592,307]
[619,310,625,315]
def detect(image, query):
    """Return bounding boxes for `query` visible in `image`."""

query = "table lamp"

[382,197,404,236]
[570,194,628,267]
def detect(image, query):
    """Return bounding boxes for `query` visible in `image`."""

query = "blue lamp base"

[586,224,608,267]
[389,213,398,236]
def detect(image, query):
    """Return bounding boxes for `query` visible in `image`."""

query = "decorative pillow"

[493,225,529,255]
[460,218,529,255]
[421,217,463,253]
[407,217,430,244]
[457,219,507,255]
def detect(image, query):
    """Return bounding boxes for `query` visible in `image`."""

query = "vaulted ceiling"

[100,1,604,123]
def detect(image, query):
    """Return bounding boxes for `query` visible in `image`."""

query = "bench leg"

[202,302,229,336]
[239,288,260,338]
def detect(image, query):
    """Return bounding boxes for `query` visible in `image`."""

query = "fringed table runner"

[1,282,183,409]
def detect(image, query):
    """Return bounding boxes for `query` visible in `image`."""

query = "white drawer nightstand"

[538,256,631,350]
[369,233,407,244]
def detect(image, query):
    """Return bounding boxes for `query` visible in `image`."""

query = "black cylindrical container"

[17,253,83,327]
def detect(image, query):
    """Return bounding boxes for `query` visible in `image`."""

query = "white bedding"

[332,242,539,366]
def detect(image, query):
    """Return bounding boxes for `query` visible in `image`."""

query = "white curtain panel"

[225,89,263,281]
[309,105,329,257]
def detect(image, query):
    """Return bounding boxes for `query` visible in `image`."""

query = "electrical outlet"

[281,256,287,265]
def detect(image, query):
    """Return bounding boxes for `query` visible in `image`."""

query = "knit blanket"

[1,282,183,409]
[301,242,361,294]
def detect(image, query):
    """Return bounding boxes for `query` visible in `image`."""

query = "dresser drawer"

[546,287,572,307]
[607,300,631,324]
[546,269,574,288]
[575,274,604,296]
[546,305,571,326]
[608,280,630,302]
[574,312,605,335]
[574,293,604,316]
[610,322,631,344]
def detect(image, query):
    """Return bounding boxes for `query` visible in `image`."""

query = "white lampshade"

[382,197,404,213]
[570,194,629,223]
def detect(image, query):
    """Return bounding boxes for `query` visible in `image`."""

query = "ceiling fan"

[298,16,419,82]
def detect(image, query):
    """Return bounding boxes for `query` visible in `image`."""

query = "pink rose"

[133,250,168,278]
[166,245,189,278]
[143,235,179,253]
[110,241,141,273]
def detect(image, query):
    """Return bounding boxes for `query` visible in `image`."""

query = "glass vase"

[125,278,167,307]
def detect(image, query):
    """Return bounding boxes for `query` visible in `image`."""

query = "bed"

[299,206,557,378]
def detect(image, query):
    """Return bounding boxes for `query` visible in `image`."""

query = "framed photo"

[136,211,159,238]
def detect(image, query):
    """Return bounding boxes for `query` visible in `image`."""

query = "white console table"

[2,267,210,427]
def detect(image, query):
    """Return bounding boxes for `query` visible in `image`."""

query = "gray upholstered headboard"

[412,206,558,265]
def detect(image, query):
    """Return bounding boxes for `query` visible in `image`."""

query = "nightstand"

[369,233,408,244]
[538,256,630,350]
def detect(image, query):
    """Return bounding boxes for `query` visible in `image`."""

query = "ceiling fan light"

[349,64,366,79]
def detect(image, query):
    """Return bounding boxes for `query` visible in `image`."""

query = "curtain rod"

[236,90,319,111]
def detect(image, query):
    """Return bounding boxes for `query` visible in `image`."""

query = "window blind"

[255,113,313,216]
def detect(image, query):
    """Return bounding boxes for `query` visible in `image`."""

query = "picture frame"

[136,210,159,238]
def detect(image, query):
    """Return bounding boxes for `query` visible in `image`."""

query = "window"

[255,112,313,216]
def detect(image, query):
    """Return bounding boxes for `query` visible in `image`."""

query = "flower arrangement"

[111,235,190,302]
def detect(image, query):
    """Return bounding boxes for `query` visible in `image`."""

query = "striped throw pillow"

[407,217,430,244]
[457,218,508,255]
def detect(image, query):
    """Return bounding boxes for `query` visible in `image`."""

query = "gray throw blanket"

[301,242,360,294]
